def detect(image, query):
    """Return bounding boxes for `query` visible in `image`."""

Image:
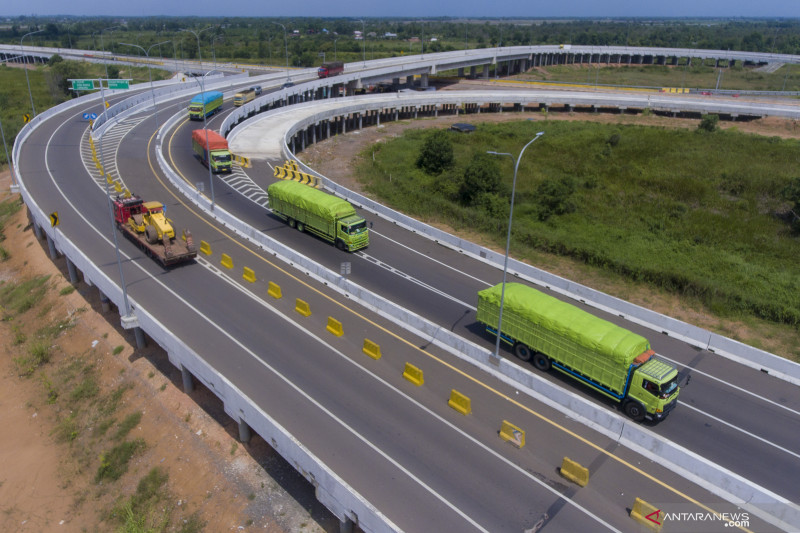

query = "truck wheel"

[624,401,646,422]
[296,222,305,232]
[287,218,296,228]
[513,342,532,362]
[335,239,346,251]
[145,225,158,244]
[532,352,551,371]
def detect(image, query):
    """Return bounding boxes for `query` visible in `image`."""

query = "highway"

[15,69,797,532]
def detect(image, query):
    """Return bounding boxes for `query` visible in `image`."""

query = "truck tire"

[145,225,158,244]
[335,239,346,251]
[287,218,296,228]
[296,222,305,232]
[532,352,551,371]
[513,342,532,362]
[624,401,646,422]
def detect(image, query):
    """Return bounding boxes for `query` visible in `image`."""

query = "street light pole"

[487,131,545,360]
[118,40,170,125]
[21,29,45,117]
[271,22,289,81]
[357,19,366,66]
[100,25,120,81]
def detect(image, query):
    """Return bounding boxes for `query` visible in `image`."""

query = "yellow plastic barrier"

[630,498,664,532]
[326,316,344,337]
[448,389,471,415]
[274,166,287,179]
[295,298,311,317]
[243,267,256,283]
[362,339,381,360]
[559,457,589,487]
[199,240,212,256]
[402,363,424,386]
[499,420,525,449]
[113,182,123,192]
[106,175,113,184]
[220,253,233,269]
[267,281,282,299]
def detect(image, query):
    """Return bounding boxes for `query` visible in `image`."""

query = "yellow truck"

[233,88,256,106]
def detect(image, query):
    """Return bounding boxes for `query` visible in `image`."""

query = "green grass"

[59,285,76,296]
[14,340,51,376]
[113,411,142,441]
[0,275,50,317]
[112,345,124,355]
[359,120,800,331]
[511,62,800,92]
[95,438,145,482]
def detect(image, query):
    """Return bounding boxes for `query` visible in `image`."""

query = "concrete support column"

[181,364,194,393]
[342,115,347,134]
[434,105,438,117]
[100,291,111,312]
[46,234,58,260]
[358,113,363,129]
[133,327,146,349]
[414,106,418,119]
[32,221,43,240]
[66,258,79,284]
[394,109,398,121]
[482,64,490,78]
[406,75,414,87]
[339,517,354,533]
[420,73,428,88]
[312,125,316,144]
[470,66,476,77]
[457,67,464,77]
[376,111,380,126]
[238,418,252,443]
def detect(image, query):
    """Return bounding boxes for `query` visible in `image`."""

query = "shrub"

[459,153,501,205]
[416,130,454,175]
[698,114,720,133]
[535,177,577,221]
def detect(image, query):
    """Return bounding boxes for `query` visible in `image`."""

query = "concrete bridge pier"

[339,517,354,533]
[238,418,251,443]
[66,257,80,284]
[46,234,58,260]
[100,291,111,312]
[181,364,194,393]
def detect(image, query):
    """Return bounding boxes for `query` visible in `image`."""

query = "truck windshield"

[212,154,231,163]
[659,377,679,398]
[346,221,367,234]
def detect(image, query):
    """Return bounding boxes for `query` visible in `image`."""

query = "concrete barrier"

[326,316,344,337]
[402,363,424,386]
[559,457,589,487]
[362,339,381,360]
[499,420,525,449]
[630,497,663,532]
[267,281,282,299]
[448,390,471,415]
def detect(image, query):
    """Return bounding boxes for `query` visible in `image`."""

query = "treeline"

[2,17,799,67]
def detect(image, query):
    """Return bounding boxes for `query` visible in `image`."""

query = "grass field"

[516,62,800,92]
[357,120,800,335]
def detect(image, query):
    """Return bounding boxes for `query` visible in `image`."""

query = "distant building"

[384,32,397,38]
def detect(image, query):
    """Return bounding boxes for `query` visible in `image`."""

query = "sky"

[3,0,800,18]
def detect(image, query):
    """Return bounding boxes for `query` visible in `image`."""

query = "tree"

[698,114,719,133]
[783,177,800,231]
[416,130,454,175]
[459,153,501,205]
[535,177,576,221]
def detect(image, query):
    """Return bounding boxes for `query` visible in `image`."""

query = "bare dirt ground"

[0,170,335,532]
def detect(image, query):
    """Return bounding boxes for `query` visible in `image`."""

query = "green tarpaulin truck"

[268,180,369,252]
[188,91,223,120]
[477,283,680,422]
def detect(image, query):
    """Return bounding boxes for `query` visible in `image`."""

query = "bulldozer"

[113,195,196,266]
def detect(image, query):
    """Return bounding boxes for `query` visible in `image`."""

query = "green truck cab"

[477,283,679,422]
[268,180,369,252]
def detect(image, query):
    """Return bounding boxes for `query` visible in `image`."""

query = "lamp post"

[99,25,120,81]
[180,26,212,72]
[118,40,170,124]
[333,37,340,61]
[211,35,224,73]
[21,29,44,117]
[357,19,366,66]
[271,22,290,81]
[487,131,545,360]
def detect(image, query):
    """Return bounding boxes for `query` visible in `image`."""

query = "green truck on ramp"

[477,282,679,422]
[268,180,369,252]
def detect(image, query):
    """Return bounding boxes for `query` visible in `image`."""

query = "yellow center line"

[148,112,752,533]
